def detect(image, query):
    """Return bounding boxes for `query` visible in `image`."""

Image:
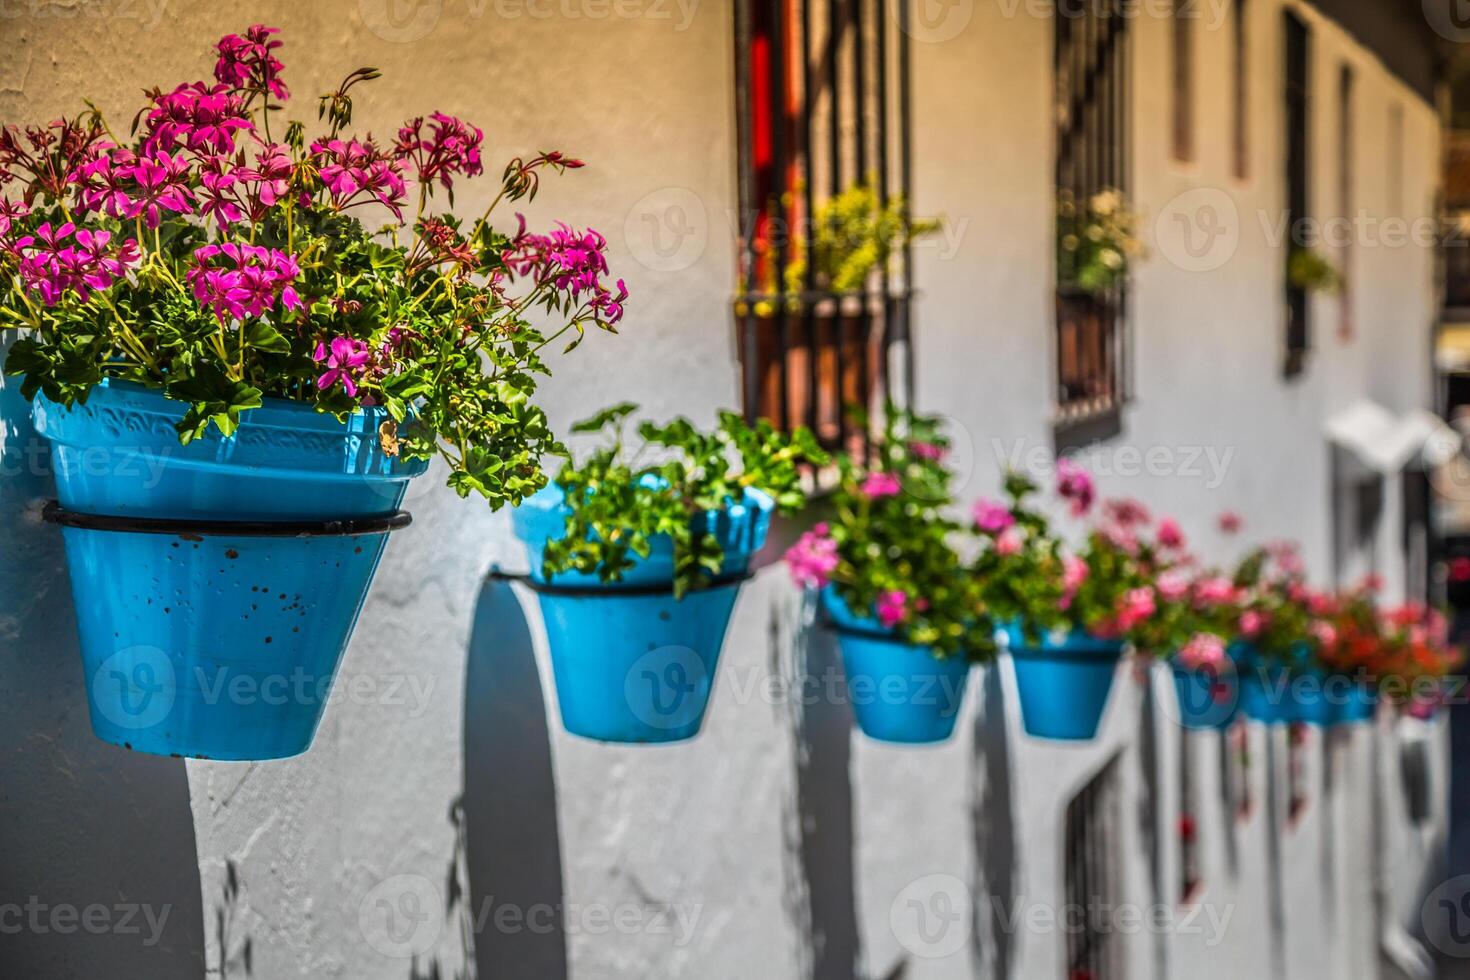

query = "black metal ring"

[825,619,903,641]
[41,500,412,539]
[486,568,753,598]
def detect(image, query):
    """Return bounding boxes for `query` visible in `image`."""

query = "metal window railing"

[1065,760,1123,980]
[1284,10,1311,377]
[1055,0,1131,429]
[733,0,914,456]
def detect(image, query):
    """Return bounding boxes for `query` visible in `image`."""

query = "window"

[1338,64,1354,340]
[1055,0,1131,442]
[733,0,914,455]
[1283,10,1311,377]
[1232,0,1249,179]
[1065,761,1123,980]
[1172,0,1194,162]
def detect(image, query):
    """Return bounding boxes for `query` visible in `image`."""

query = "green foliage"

[974,475,1158,645]
[543,406,827,598]
[781,182,941,296]
[1288,248,1341,294]
[822,407,996,661]
[1056,188,1145,296]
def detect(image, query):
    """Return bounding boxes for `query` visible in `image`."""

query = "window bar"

[802,0,819,438]
[853,0,872,460]
[737,2,760,425]
[897,0,915,406]
[875,0,893,410]
[770,0,791,431]
[829,0,847,450]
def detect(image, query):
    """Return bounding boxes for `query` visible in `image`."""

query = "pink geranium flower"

[1156,518,1185,550]
[785,523,839,590]
[501,215,627,325]
[1178,632,1227,671]
[1156,571,1190,602]
[876,590,909,629]
[314,337,372,397]
[859,472,902,499]
[972,497,1015,534]
[1056,458,1095,516]
[1217,510,1243,535]
[1238,610,1267,638]
[1194,577,1239,607]
[395,111,484,191]
[215,24,289,100]
[995,528,1023,556]
[1115,586,1156,632]
[909,441,946,461]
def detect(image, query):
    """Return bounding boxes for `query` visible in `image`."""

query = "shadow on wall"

[459,577,569,978]
[783,612,862,980]
[971,667,1017,979]
[0,340,207,977]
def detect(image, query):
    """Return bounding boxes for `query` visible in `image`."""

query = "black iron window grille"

[1055,0,1131,438]
[1065,760,1123,980]
[1178,730,1202,902]
[1283,9,1311,376]
[733,0,914,456]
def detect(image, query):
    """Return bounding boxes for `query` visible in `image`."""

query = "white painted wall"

[0,1,1451,979]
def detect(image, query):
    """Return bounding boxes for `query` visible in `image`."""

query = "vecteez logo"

[359,0,445,42]
[91,645,176,731]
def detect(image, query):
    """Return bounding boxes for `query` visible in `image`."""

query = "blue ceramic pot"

[1005,625,1124,741]
[1169,658,1241,731]
[1334,679,1379,724]
[1282,666,1338,726]
[33,380,425,760]
[1234,646,1288,724]
[822,589,972,744]
[509,484,772,744]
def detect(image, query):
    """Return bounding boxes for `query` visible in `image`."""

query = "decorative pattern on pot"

[1005,625,1124,741]
[34,381,425,760]
[822,589,972,744]
[511,483,772,744]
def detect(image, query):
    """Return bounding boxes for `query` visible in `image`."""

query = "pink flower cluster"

[502,217,627,325]
[860,471,903,500]
[1178,632,1227,671]
[186,243,302,324]
[395,112,484,191]
[75,150,196,229]
[1056,458,1095,516]
[313,328,409,400]
[786,523,839,590]
[15,222,140,306]
[141,83,253,156]
[214,24,289,100]
[312,139,408,217]
[972,497,1014,534]
[876,590,909,628]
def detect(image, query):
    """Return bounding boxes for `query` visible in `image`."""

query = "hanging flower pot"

[33,380,425,760]
[1,25,631,758]
[1235,648,1288,724]
[511,483,772,744]
[1169,658,1241,731]
[1005,625,1124,741]
[1334,679,1379,724]
[783,410,997,746]
[511,404,824,744]
[1282,664,1337,725]
[821,589,972,744]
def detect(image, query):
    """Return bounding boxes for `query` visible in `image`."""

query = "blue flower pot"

[1005,625,1124,741]
[1169,659,1241,731]
[1334,679,1379,724]
[822,589,971,744]
[510,484,772,744]
[1281,667,1337,725]
[1235,648,1287,723]
[33,380,425,760]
